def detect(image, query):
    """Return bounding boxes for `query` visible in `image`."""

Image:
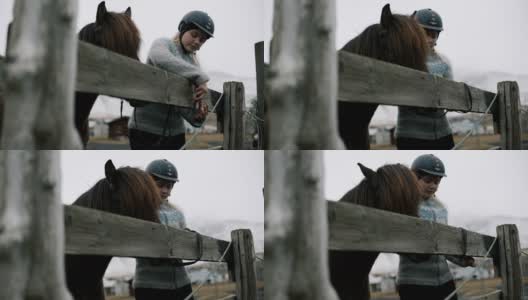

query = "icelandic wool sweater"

[128,38,209,136]
[134,201,191,289]
[397,197,465,286]
[396,51,453,140]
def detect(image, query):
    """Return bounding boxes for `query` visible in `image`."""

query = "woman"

[396,9,455,150]
[134,159,195,300]
[397,154,474,300]
[128,11,213,149]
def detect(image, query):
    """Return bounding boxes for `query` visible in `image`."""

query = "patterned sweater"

[397,197,466,286]
[134,201,191,289]
[396,51,453,140]
[128,37,209,136]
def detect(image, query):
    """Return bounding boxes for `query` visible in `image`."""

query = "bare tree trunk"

[0,151,72,300]
[268,0,344,149]
[265,151,339,300]
[1,0,81,149]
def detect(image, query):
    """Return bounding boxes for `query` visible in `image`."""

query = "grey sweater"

[397,197,466,286]
[134,202,191,289]
[396,52,453,140]
[128,38,209,136]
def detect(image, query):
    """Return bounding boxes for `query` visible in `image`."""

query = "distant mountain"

[104,218,263,278]
[371,215,528,274]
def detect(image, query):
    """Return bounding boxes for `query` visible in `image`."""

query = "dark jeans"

[129,128,186,150]
[135,285,194,300]
[398,280,457,300]
[396,134,455,150]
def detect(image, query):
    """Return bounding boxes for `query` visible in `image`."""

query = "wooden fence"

[338,52,523,150]
[260,40,524,149]
[0,40,249,149]
[328,200,524,300]
[65,205,258,300]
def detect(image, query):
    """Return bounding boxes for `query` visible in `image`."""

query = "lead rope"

[179,92,224,150]
[443,236,498,300]
[183,240,232,300]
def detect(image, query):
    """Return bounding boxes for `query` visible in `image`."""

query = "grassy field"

[372,133,528,150]
[107,281,264,300]
[371,277,528,300]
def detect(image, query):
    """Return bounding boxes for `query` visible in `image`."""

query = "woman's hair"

[173,33,200,65]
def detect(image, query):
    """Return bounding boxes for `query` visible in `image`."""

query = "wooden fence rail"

[327,201,524,299]
[65,205,257,299]
[337,51,522,149]
[1,41,248,149]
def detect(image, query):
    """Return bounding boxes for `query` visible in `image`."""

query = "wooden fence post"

[497,81,522,149]
[230,229,257,300]
[268,0,344,149]
[2,0,81,149]
[222,81,245,149]
[0,151,71,300]
[254,41,266,150]
[496,224,523,300]
[265,151,339,300]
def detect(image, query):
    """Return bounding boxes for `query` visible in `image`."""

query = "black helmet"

[146,159,179,182]
[413,8,443,32]
[411,154,446,177]
[178,10,215,38]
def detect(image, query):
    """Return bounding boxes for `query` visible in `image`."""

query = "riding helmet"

[411,154,447,177]
[413,8,443,32]
[178,10,215,38]
[146,159,179,182]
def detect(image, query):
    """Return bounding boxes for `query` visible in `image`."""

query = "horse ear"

[96,1,107,25]
[105,159,117,188]
[125,7,132,18]
[358,163,376,180]
[380,3,393,28]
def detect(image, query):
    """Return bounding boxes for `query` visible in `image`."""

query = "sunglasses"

[424,29,440,39]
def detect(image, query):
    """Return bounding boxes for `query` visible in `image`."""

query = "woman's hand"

[461,256,475,267]
[193,83,208,102]
[193,100,208,122]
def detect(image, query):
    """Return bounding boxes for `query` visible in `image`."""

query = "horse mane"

[339,163,421,216]
[341,5,428,72]
[73,166,161,223]
[78,2,141,60]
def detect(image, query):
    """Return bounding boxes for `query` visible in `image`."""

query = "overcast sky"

[0,0,272,78]
[336,0,527,76]
[60,151,263,223]
[324,151,528,219]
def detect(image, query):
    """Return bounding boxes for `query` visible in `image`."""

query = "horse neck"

[65,254,112,299]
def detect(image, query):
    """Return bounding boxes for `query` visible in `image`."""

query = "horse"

[65,160,161,300]
[75,1,141,147]
[338,4,429,149]
[328,163,422,300]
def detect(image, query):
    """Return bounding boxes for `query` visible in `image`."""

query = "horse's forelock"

[113,167,161,222]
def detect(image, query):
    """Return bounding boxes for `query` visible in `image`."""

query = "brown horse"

[329,163,422,300]
[65,160,161,300]
[338,4,429,149]
[75,1,141,147]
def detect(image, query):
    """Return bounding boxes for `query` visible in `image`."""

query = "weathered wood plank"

[222,81,245,149]
[496,224,523,300]
[327,201,497,257]
[77,41,214,110]
[64,205,230,262]
[231,229,257,300]
[497,81,522,149]
[338,51,497,113]
[254,41,266,149]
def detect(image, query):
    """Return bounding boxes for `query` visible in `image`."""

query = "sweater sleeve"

[148,38,210,85]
